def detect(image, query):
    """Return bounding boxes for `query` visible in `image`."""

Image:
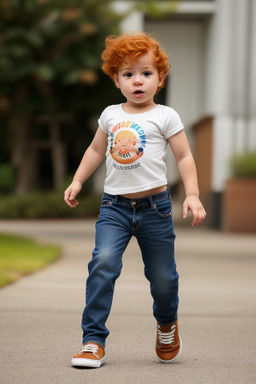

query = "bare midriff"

[121,185,167,199]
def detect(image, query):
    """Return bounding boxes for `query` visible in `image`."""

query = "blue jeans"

[81,188,179,347]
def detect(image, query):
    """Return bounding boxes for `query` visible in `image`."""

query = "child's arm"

[168,130,206,226]
[64,127,108,208]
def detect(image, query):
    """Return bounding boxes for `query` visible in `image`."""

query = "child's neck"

[122,101,157,114]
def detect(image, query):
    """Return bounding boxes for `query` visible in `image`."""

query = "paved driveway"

[0,219,256,384]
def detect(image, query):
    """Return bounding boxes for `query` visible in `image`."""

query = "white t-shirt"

[98,103,184,195]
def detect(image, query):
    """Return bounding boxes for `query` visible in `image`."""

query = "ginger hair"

[101,32,170,92]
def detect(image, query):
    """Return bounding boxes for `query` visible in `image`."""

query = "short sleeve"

[98,106,110,134]
[162,108,184,139]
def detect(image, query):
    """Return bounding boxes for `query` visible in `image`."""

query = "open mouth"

[134,90,144,94]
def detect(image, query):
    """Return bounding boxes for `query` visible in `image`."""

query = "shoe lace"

[79,344,99,355]
[158,324,176,344]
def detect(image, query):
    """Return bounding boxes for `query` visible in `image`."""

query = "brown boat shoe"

[71,342,106,368]
[156,321,182,363]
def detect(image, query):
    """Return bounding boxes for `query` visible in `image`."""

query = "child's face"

[115,136,136,153]
[113,52,164,109]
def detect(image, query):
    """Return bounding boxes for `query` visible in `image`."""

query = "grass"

[0,233,61,288]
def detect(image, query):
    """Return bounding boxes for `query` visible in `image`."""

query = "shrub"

[0,191,101,219]
[230,152,256,178]
[0,164,16,193]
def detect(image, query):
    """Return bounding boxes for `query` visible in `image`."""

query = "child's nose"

[133,75,143,85]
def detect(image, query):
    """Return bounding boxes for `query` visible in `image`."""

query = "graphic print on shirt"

[109,121,146,166]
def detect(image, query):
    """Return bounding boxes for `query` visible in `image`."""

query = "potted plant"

[224,152,256,232]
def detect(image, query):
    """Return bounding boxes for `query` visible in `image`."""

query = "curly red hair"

[101,32,170,92]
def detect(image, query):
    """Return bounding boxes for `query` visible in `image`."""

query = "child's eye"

[124,72,133,78]
[143,71,152,77]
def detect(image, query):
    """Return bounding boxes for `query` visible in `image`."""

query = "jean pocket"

[154,199,172,218]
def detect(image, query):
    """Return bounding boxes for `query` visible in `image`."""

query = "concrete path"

[0,219,256,384]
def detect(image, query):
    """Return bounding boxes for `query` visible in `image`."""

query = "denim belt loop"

[148,195,155,209]
[112,195,119,205]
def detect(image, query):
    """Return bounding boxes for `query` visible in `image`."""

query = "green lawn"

[0,233,61,287]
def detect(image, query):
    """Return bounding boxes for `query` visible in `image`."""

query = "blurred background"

[0,0,255,232]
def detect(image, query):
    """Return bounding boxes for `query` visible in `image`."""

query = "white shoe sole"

[71,355,106,368]
[156,337,183,363]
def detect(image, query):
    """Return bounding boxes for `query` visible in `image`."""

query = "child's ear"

[113,73,120,88]
[158,72,165,88]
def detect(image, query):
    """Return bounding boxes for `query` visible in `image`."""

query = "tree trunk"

[10,113,38,195]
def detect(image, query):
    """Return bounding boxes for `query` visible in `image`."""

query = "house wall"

[205,0,256,192]
[193,116,213,203]
[144,18,208,185]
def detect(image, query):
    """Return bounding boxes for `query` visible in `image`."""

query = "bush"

[230,152,256,178]
[0,164,16,193]
[0,191,101,219]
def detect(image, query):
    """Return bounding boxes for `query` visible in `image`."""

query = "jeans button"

[131,201,136,206]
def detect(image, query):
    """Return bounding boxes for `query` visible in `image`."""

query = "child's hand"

[183,195,206,226]
[64,180,82,208]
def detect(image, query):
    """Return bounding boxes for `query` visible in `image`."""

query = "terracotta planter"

[224,179,256,232]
